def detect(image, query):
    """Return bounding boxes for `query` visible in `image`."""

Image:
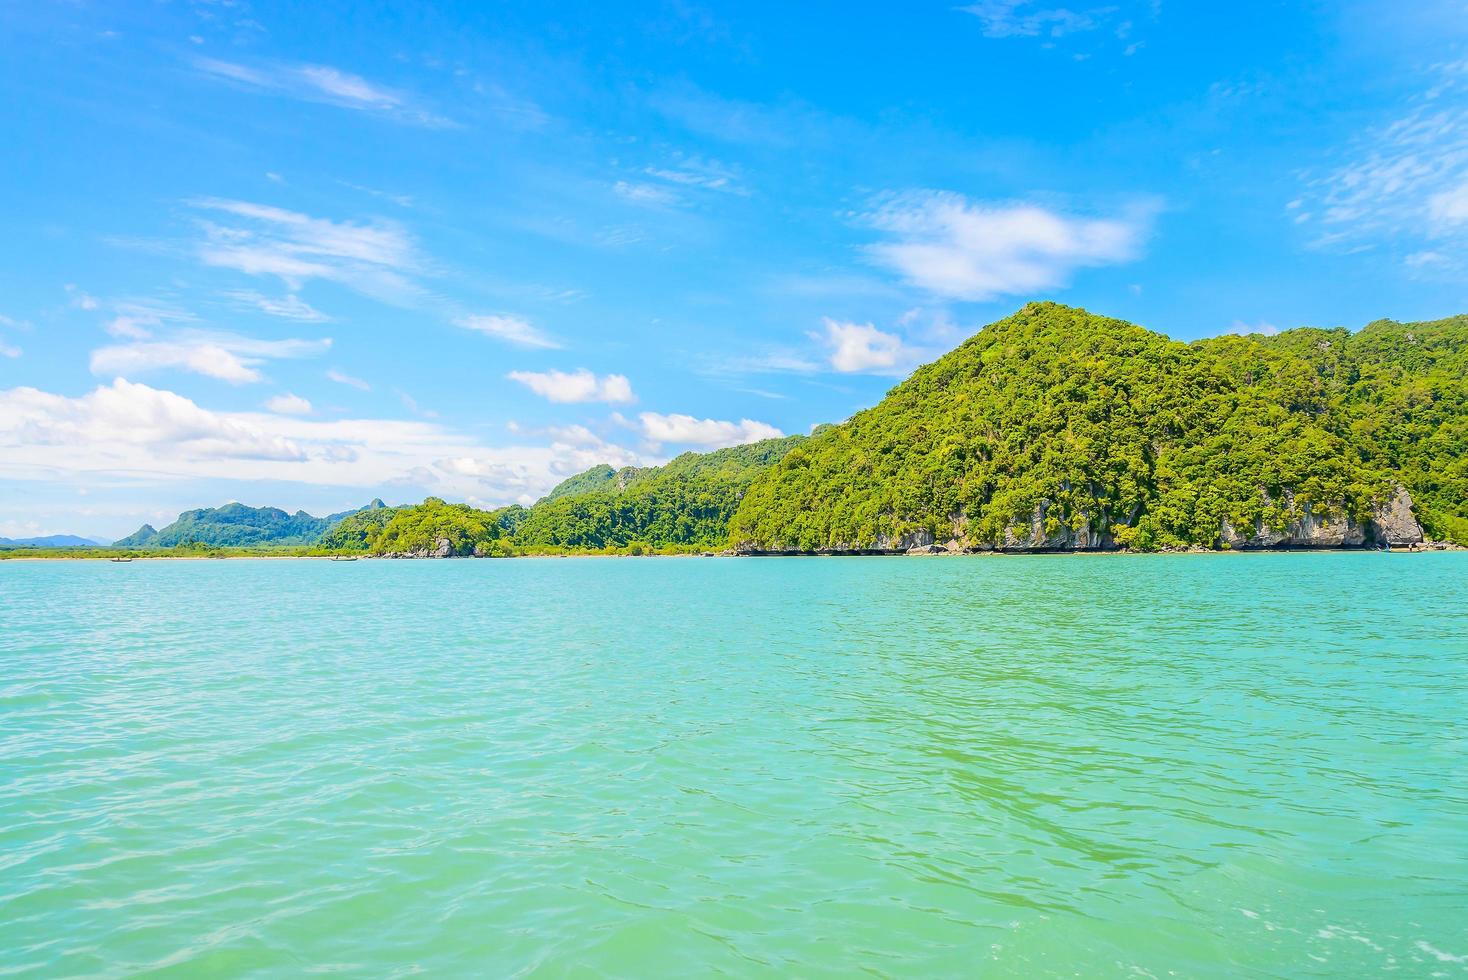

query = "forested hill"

[729,303,1466,552]
[114,499,388,547]
[105,304,1465,556]
[512,435,805,550]
[313,436,807,556]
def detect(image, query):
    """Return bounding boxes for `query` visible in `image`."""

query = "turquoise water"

[1,554,1465,977]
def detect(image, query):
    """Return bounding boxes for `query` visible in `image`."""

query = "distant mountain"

[0,534,108,548]
[113,499,388,548]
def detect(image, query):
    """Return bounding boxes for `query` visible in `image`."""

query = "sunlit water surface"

[1,554,1465,977]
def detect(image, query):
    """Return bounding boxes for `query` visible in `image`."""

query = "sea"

[2,553,1465,977]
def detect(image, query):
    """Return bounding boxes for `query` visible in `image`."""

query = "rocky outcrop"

[1220,497,1367,549]
[431,537,453,558]
[735,486,1428,554]
[1368,487,1424,547]
[1218,488,1424,549]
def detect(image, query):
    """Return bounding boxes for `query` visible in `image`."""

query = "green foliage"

[513,436,806,550]
[730,303,1468,550]
[540,464,620,502]
[325,497,526,556]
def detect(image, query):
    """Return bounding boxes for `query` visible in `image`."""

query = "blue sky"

[1,0,1465,540]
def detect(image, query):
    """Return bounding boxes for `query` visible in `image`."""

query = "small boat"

[110,557,133,563]
[330,556,359,562]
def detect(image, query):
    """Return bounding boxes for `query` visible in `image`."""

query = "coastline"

[3,543,1460,561]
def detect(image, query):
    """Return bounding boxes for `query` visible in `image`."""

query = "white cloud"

[226,290,330,322]
[0,314,22,357]
[265,393,313,414]
[327,368,371,391]
[0,378,648,507]
[193,57,453,127]
[614,180,679,205]
[864,191,1154,301]
[65,285,99,310]
[638,412,784,448]
[457,314,562,349]
[98,300,196,340]
[1428,179,1468,224]
[507,368,635,404]
[644,155,745,194]
[959,1,1120,39]
[190,198,422,303]
[820,318,911,372]
[1298,60,1468,263]
[90,332,330,385]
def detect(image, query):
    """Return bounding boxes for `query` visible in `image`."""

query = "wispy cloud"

[327,368,371,391]
[90,331,330,385]
[507,369,635,404]
[643,155,747,195]
[226,290,330,322]
[1297,59,1468,270]
[959,1,1130,40]
[457,314,562,349]
[193,57,454,127]
[0,314,25,358]
[614,180,680,206]
[637,412,783,448]
[863,190,1156,301]
[190,198,424,303]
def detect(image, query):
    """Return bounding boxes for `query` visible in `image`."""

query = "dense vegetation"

[115,500,386,547]
[730,303,1467,550]
[40,303,1462,560]
[514,436,806,550]
[325,497,528,556]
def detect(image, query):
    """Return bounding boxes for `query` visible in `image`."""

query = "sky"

[1,0,1466,540]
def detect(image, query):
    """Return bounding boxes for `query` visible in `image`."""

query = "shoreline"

[2,544,1460,562]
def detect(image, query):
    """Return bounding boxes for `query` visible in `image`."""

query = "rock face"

[431,537,453,558]
[1220,495,1368,549]
[1368,487,1424,547]
[735,485,1428,554]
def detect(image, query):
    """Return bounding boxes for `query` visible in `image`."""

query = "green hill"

[114,499,388,548]
[513,435,806,550]
[729,303,1465,552]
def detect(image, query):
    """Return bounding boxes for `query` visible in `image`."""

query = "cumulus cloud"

[458,314,562,349]
[1,379,307,464]
[0,378,648,507]
[265,393,313,414]
[820,318,909,373]
[90,332,330,385]
[193,57,453,127]
[638,412,783,448]
[507,368,635,404]
[863,191,1154,301]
